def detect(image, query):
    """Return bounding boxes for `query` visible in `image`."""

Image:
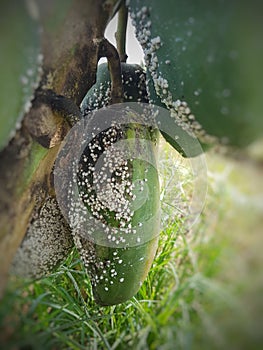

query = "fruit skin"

[0,0,40,151]
[76,232,159,306]
[76,106,160,306]
[129,0,263,149]
[93,239,159,306]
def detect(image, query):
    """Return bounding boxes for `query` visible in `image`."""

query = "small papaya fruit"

[75,105,160,306]
[53,63,161,306]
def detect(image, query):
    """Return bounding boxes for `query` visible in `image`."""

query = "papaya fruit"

[52,62,162,305]
[129,0,263,150]
[75,63,162,304]
[70,61,204,304]
[0,0,41,151]
[74,105,160,305]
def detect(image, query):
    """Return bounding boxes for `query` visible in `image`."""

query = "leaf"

[0,0,41,150]
[129,0,263,148]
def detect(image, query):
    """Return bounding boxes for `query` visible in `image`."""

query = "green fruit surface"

[77,107,160,305]
[0,0,41,150]
[92,237,159,306]
[129,0,263,148]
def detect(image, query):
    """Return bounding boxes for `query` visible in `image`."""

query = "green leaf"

[0,0,41,150]
[129,0,263,148]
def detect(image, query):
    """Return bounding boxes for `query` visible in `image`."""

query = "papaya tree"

[0,0,262,305]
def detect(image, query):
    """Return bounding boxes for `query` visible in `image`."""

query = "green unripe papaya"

[75,106,160,306]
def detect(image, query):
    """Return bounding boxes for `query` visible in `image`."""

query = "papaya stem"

[115,0,128,62]
[98,38,124,104]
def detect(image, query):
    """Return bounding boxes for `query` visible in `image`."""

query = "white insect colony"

[62,117,143,292]
[89,82,111,110]
[129,4,218,144]
[78,126,135,236]
[81,126,139,219]
[11,196,73,278]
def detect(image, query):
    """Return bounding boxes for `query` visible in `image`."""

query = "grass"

[0,140,263,349]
